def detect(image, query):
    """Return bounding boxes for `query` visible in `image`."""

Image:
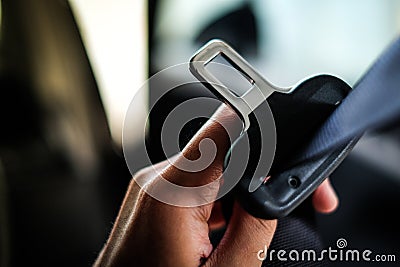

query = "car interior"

[0,0,399,266]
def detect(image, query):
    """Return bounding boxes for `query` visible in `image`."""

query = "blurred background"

[0,0,399,266]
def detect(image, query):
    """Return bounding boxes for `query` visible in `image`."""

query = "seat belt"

[191,36,400,267]
[300,37,400,161]
[191,37,400,219]
[265,37,400,267]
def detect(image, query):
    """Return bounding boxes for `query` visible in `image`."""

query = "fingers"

[205,202,277,267]
[312,178,339,214]
[204,179,339,267]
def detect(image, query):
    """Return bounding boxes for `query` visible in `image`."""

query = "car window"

[69,0,148,146]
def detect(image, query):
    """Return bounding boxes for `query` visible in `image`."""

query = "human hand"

[94,105,338,267]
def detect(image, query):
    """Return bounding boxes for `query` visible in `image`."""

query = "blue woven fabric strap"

[301,37,400,160]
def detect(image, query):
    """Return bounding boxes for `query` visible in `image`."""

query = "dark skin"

[94,105,338,267]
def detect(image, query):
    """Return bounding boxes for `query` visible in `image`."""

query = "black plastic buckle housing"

[190,40,359,219]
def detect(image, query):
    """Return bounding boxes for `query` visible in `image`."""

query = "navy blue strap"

[301,37,400,160]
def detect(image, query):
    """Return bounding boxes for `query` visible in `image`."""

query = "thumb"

[164,104,243,187]
[205,202,277,267]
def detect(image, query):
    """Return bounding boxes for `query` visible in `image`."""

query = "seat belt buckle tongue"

[190,40,358,219]
[189,39,293,132]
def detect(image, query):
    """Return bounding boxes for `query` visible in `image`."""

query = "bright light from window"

[69,0,148,146]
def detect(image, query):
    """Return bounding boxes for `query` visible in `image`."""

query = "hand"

[94,105,339,267]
